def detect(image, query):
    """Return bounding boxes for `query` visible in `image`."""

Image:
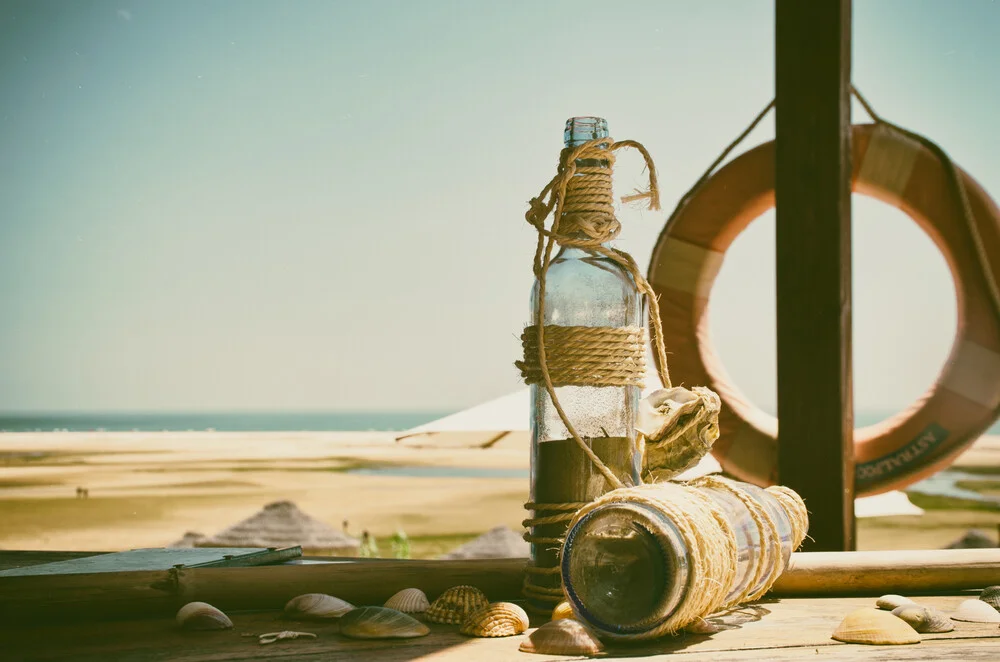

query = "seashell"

[875,594,915,611]
[519,618,604,656]
[891,605,954,633]
[425,585,488,624]
[684,617,723,635]
[979,585,1000,611]
[283,593,354,620]
[338,606,430,639]
[551,601,574,621]
[831,607,920,645]
[952,599,1000,623]
[638,386,721,481]
[176,601,233,631]
[460,602,529,638]
[384,588,430,614]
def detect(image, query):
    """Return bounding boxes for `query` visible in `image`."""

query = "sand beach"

[0,431,998,556]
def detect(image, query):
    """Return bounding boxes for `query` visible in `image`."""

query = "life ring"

[648,122,1000,497]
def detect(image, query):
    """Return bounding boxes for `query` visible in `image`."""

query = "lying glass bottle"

[559,477,808,640]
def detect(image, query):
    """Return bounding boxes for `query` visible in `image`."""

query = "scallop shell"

[875,594,914,611]
[551,601,574,621]
[175,601,233,631]
[385,588,430,614]
[891,605,954,633]
[460,602,529,638]
[979,585,1000,611]
[425,585,488,624]
[638,386,721,481]
[519,619,604,656]
[339,606,430,639]
[283,593,354,620]
[831,607,920,645]
[953,599,1000,623]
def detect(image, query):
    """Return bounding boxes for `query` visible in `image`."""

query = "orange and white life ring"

[648,122,1000,496]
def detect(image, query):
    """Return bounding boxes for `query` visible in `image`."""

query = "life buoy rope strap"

[648,88,1000,496]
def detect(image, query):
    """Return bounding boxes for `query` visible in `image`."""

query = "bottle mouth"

[561,501,690,635]
[564,116,609,147]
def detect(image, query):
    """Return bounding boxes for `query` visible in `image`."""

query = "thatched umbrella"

[439,526,529,560]
[168,531,207,548]
[197,501,361,555]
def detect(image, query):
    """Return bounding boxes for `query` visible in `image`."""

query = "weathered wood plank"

[4,550,999,623]
[774,0,856,551]
[0,550,105,571]
[1,595,997,662]
[0,558,527,622]
[770,548,1000,596]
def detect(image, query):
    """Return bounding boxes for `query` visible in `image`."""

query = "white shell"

[384,588,430,614]
[953,599,1000,623]
[875,594,914,611]
[176,601,233,631]
[283,593,354,620]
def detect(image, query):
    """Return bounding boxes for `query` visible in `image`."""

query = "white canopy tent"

[395,388,924,518]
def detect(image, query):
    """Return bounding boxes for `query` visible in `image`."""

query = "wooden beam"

[775,0,855,551]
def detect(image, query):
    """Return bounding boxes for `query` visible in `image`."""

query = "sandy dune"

[0,432,997,554]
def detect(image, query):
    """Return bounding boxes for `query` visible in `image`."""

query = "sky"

[0,0,998,414]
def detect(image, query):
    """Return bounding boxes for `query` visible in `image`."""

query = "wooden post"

[775,0,855,551]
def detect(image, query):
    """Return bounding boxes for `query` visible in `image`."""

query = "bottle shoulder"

[530,249,641,327]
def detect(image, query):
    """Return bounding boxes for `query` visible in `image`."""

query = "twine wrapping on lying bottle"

[518,136,667,605]
[564,477,810,639]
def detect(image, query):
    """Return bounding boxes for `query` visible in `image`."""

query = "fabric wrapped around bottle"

[637,386,722,481]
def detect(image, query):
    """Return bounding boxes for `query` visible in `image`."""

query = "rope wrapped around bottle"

[517,136,667,605]
[564,477,809,639]
[517,134,812,615]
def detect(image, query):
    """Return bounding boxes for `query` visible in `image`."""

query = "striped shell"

[283,593,354,620]
[339,606,430,639]
[460,602,529,638]
[891,605,954,633]
[384,588,430,614]
[425,585,488,624]
[875,595,914,611]
[831,608,920,645]
[953,599,1000,623]
[175,601,233,631]
[979,586,1000,611]
[551,601,574,621]
[519,618,604,656]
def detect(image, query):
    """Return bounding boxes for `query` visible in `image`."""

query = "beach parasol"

[395,389,529,449]
[197,501,360,555]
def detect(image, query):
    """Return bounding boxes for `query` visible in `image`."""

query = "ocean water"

[0,411,449,433]
[0,409,997,434]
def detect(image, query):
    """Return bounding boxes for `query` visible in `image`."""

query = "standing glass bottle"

[524,117,643,608]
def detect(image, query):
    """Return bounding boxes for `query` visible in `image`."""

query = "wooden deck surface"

[2,593,998,661]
